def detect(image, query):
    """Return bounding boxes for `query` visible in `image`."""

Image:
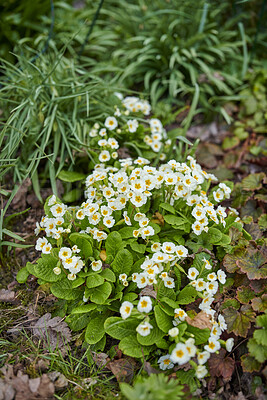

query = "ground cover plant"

[0,1,267,399]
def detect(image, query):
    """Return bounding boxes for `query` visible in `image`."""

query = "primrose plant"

[87,93,172,164]
[22,150,243,382]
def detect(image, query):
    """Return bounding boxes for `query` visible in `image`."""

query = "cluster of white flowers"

[156,255,233,378]
[131,241,188,289]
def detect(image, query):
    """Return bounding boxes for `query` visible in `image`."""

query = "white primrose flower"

[196,365,208,379]
[103,216,115,228]
[50,203,67,218]
[120,301,133,320]
[218,314,227,331]
[195,278,207,292]
[187,267,199,280]
[108,138,119,149]
[226,338,234,352]
[174,308,187,322]
[119,273,127,282]
[53,266,61,275]
[42,242,52,254]
[203,257,212,270]
[136,273,148,288]
[158,355,174,370]
[67,273,76,281]
[136,321,153,337]
[91,260,102,271]
[217,269,227,284]
[169,327,179,337]
[35,237,48,251]
[192,221,204,236]
[151,242,161,252]
[207,272,217,281]
[48,194,57,206]
[105,116,118,131]
[137,296,153,313]
[176,245,188,258]
[185,338,197,358]
[99,150,111,162]
[213,189,224,202]
[127,119,139,133]
[204,338,221,353]
[206,281,219,295]
[170,343,190,365]
[123,211,132,226]
[76,209,85,220]
[210,324,222,340]
[197,351,210,365]
[164,277,175,289]
[140,226,155,239]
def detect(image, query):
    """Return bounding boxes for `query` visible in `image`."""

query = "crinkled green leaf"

[104,317,139,340]
[100,268,116,282]
[69,233,92,259]
[130,242,146,254]
[16,267,29,283]
[247,338,267,363]
[58,170,85,182]
[119,335,151,358]
[186,325,210,345]
[89,282,112,304]
[241,172,265,191]
[86,273,105,288]
[34,255,63,282]
[164,214,186,226]
[85,314,107,344]
[71,304,97,314]
[154,305,173,333]
[51,279,82,300]
[111,249,133,276]
[106,231,123,262]
[137,319,164,346]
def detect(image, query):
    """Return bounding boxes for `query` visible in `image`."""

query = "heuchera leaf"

[208,349,235,381]
[223,305,255,337]
[236,286,255,304]
[247,338,267,363]
[223,249,244,273]
[241,354,261,373]
[241,172,265,191]
[251,294,267,312]
[236,248,267,280]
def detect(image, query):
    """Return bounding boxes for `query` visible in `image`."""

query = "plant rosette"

[23,155,242,380]
[86,94,172,164]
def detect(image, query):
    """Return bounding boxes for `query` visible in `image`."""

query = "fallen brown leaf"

[0,365,54,400]
[107,358,136,383]
[31,313,71,352]
[208,349,235,381]
[186,311,213,330]
[92,352,110,368]
[140,286,157,299]
[0,289,18,304]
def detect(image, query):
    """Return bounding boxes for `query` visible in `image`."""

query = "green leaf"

[100,268,116,282]
[86,273,105,288]
[106,231,123,262]
[159,202,176,214]
[111,249,133,276]
[119,335,151,358]
[208,227,222,244]
[104,317,139,340]
[90,282,112,304]
[236,248,267,280]
[85,314,106,344]
[26,262,36,275]
[223,305,256,337]
[164,214,186,226]
[58,170,85,182]
[34,255,63,282]
[177,286,198,305]
[241,173,265,191]
[118,227,135,239]
[186,325,210,345]
[254,329,267,346]
[154,305,173,333]
[247,338,267,363]
[71,304,97,314]
[251,294,267,312]
[65,314,90,331]
[69,233,92,259]
[130,242,146,254]
[51,279,82,300]
[16,267,29,283]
